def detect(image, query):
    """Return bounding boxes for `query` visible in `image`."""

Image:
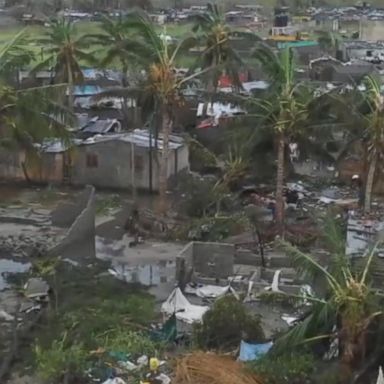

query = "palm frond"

[273,301,336,355]
[280,240,341,292]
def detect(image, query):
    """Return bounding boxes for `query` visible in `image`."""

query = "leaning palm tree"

[360,76,384,213]
[98,13,204,214]
[274,216,382,383]
[252,45,313,234]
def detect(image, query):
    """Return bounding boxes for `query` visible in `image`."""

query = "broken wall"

[49,185,95,258]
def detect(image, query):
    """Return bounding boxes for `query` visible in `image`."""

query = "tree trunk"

[158,106,172,215]
[121,61,131,130]
[364,155,377,213]
[275,132,285,236]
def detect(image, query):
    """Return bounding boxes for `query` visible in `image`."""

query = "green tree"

[192,3,258,113]
[275,218,382,383]
[0,32,73,181]
[360,76,384,213]
[98,13,205,214]
[36,18,94,106]
[87,14,141,86]
[251,45,313,234]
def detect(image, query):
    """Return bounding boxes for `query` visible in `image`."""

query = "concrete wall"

[0,151,24,181]
[361,20,384,42]
[177,241,235,281]
[51,186,94,227]
[71,140,189,191]
[0,151,63,183]
[49,185,96,259]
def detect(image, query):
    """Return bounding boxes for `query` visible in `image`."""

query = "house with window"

[0,130,189,192]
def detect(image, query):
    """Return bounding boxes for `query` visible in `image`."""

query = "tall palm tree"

[360,76,384,213]
[86,14,143,87]
[35,18,95,107]
[274,217,382,383]
[192,3,258,113]
[98,13,204,214]
[87,14,151,128]
[252,45,312,234]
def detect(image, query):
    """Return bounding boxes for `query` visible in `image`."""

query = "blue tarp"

[73,85,104,96]
[238,340,273,362]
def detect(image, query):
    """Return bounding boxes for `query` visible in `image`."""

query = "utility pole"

[131,141,136,201]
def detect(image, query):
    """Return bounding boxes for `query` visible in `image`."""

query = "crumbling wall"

[51,187,94,228]
[49,185,95,258]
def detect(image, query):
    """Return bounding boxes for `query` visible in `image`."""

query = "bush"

[178,176,222,218]
[193,296,265,350]
[35,333,88,383]
[98,329,160,358]
[249,351,315,384]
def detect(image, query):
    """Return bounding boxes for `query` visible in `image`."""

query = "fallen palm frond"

[174,352,263,384]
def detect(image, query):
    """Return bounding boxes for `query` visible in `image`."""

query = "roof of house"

[38,129,185,153]
[81,119,120,134]
[81,129,185,150]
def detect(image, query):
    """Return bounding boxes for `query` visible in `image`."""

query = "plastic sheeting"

[161,288,209,324]
[238,340,273,362]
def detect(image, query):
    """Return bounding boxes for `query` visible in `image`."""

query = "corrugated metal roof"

[81,129,185,150]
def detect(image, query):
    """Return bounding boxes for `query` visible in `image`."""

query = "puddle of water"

[110,260,176,287]
[0,259,31,290]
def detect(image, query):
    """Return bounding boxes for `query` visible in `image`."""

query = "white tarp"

[161,288,209,324]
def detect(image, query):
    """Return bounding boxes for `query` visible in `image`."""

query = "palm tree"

[86,14,143,87]
[192,3,258,113]
[360,76,384,213]
[98,13,204,214]
[252,45,313,234]
[35,18,95,107]
[274,217,382,383]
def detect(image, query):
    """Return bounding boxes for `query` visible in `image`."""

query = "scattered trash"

[238,340,273,362]
[118,360,137,371]
[156,373,171,384]
[137,355,149,367]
